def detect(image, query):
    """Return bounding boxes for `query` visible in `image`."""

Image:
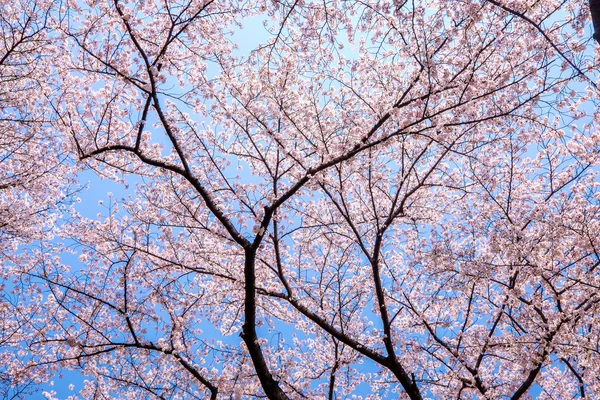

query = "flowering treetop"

[1,0,600,399]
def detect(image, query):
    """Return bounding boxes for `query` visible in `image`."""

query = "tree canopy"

[1,0,600,398]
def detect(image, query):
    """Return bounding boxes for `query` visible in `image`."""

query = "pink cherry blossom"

[2,0,600,399]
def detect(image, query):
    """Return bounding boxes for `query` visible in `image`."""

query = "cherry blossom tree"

[0,1,75,397]
[0,0,70,253]
[2,0,600,398]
